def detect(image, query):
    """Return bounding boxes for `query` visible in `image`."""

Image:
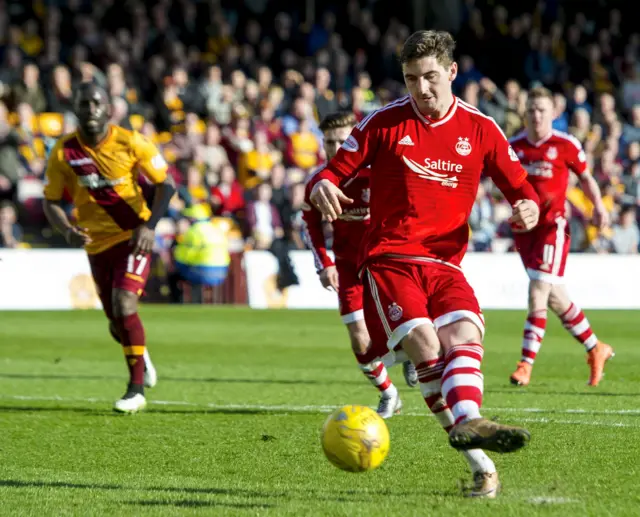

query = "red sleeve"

[302,182,334,271]
[565,135,588,176]
[307,119,379,189]
[484,121,540,207]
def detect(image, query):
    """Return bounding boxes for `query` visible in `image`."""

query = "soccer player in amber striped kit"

[43,82,175,413]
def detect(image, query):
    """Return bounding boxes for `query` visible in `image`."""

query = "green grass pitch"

[1,307,639,516]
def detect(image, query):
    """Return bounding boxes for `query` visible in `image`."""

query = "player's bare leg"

[349,320,401,418]
[437,319,531,454]
[400,323,499,497]
[112,289,147,413]
[109,320,156,388]
[549,284,614,386]
[511,279,551,386]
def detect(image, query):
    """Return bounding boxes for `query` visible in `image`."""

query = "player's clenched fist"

[65,226,92,247]
[310,179,353,222]
[320,265,340,292]
[509,199,539,232]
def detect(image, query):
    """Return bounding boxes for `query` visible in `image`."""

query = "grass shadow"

[130,500,275,509]
[0,372,363,386]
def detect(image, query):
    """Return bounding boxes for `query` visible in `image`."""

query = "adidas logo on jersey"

[399,135,414,146]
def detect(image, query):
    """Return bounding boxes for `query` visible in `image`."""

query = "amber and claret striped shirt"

[44,125,169,254]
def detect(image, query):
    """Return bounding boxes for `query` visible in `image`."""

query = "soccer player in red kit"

[302,112,418,419]
[508,87,614,387]
[310,30,540,498]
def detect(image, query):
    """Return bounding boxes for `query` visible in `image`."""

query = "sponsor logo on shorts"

[361,188,370,203]
[388,302,403,322]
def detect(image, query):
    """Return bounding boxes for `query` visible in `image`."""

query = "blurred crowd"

[0,0,638,258]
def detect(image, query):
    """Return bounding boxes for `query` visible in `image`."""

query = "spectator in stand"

[552,92,569,132]
[238,130,280,189]
[11,64,46,113]
[285,118,320,172]
[0,200,22,248]
[611,206,640,253]
[246,182,283,250]
[210,164,245,220]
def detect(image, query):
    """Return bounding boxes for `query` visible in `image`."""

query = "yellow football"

[321,405,390,472]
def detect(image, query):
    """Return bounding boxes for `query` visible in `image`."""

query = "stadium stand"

[0,0,638,301]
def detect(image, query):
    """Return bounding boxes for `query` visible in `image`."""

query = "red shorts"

[360,258,484,366]
[513,216,570,284]
[335,258,363,324]
[88,240,152,320]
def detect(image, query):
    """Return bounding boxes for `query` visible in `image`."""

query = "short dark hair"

[319,111,357,132]
[0,200,16,211]
[400,30,456,67]
[75,81,111,104]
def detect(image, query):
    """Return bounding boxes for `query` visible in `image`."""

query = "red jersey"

[509,130,587,224]
[303,165,370,270]
[309,95,538,270]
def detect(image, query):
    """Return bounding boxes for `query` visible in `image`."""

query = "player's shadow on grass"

[0,405,325,416]
[0,480,122,491]
[0,479,279,499]
[0,372,364,386]
[0,479,455,504]
[130,500,275,509]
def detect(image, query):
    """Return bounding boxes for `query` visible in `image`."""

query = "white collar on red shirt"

[409,95,459,128]
[526,131,553,147]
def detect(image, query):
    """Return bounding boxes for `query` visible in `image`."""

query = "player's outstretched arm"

[42,141,91,247]
[579,172,609,230]
[483,121,540,231]
[307,120,379,220]
[131,175,176,255]
[132,133,177,255]
[42,199,91,247]
[310,180,353,222]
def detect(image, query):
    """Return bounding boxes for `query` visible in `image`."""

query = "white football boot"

[114,393,147,414]
[376,389,402,419]
[143,348,157,388]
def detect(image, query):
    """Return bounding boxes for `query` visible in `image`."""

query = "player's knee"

[112,289,139,317]
[438,318,483,348]
[402,323,440,357]
[108,320,122,343]
[347,321,370,355]
[548,285,571,315]
[529,280,551,311]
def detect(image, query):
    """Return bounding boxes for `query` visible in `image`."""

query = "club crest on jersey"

[388,303,403,322]
[341,135,359,153]
[455,137,472,156]
[545,146,558,160]
[361,188,370,203]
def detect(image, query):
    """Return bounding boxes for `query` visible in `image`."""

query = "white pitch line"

[2,394,640,428]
